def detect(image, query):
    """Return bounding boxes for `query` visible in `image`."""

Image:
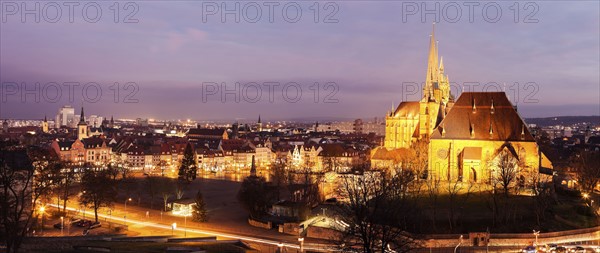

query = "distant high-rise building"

[88,115,104,128]
[55,105,75,128]
[353,119,363,134]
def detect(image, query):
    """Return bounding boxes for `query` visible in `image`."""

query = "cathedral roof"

[431,92,534,141]
[392,102,420,118]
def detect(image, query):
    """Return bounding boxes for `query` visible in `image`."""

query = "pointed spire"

[250,155,256,176]
[439,56,445,74]
[258,114,261,123]
[78,106,86,124]
[44,115,47,122]
[425,22,440,100]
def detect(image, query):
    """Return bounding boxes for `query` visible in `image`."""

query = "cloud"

[165,28,208,52]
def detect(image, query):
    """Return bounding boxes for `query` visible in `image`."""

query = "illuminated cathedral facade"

[377,25,553,184]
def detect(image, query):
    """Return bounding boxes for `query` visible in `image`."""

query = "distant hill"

[524,116,600,127]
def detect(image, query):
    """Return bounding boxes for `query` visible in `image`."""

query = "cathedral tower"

[384,24,453,149]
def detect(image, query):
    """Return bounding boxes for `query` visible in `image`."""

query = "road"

[47,203,335,252]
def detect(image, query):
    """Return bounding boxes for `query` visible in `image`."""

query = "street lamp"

[533,230,540,246]
[298,237,304,253]
[124,198,132,225]
[454,235,463,253]
[39,206,46,236]
[172,222,177,236]
[60,216,64,236]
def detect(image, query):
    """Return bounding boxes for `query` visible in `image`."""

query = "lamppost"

[60,216,64,236]
[454,235,463,253]
[107,209,112,229]
[298,237,304,253]
[533,230,540,246]
[124,198,131,225]
[172,223,177,236]
[39,206,46,236]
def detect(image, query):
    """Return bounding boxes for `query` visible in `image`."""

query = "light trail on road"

[48,204,334,252]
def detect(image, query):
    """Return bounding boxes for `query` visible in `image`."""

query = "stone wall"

[247,218,271,229]
[422,226,600,247]
[306,226,343,241]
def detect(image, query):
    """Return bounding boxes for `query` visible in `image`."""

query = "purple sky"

[1,1,599,121]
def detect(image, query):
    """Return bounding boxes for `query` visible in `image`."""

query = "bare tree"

[80,170,117,223]
[57,164,76,215]
[336,171,420,253]
[0,146,57,253]
[175,180,186,200]
[445,180,474,232]
[495,150,518,197]
[411,137,429,179]
[270,159,289,201]
[156,177,174,211]
[572,149,600,193]
[144,176,160,209]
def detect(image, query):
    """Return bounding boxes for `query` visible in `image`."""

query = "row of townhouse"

[51,136,113,167]
[49,129,366,176]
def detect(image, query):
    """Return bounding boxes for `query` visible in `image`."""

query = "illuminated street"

[47,203,334,252]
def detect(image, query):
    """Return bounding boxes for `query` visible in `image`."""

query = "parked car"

[53,222,64,229]
[522,246,537,253]
[555,246,567,253]
[75,219,92,227]
[547,244,559,250]
[569,246,586,253]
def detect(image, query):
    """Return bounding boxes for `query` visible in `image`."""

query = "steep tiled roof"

[82,137,105,149]
[222,139,254,152]
[431,92,534,141]
[57,140,75,150]
[319,143,357,157]
[392,102,420,118]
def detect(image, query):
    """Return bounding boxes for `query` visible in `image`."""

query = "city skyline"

[1,1,599,120]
